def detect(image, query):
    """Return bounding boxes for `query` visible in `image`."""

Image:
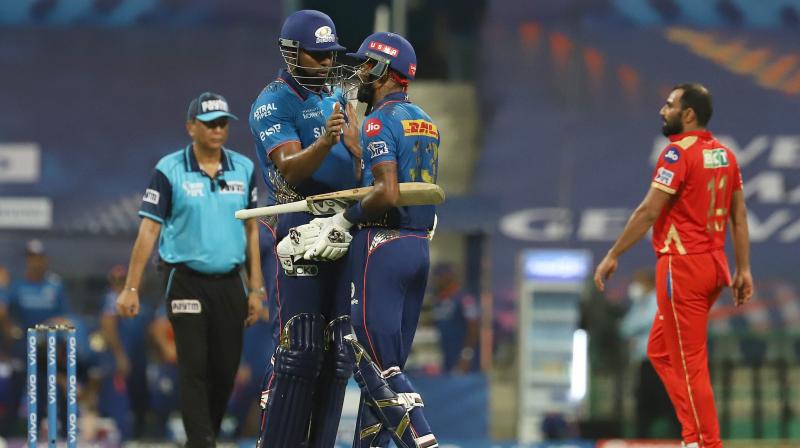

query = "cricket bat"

[235,182,445,220]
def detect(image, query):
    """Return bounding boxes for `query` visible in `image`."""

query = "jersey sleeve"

[362,115,398,168]
[250,93,300,156]
[651,145,687,195]
[139,168,172,223]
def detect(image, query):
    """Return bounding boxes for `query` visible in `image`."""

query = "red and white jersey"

[650,130,743,256]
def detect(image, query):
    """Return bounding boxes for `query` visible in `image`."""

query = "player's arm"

[594,187,672,291]
[457,296,480,373]
[244,217,265,326]
[353,162,400,219]
[149,318,177,364]
[100,310,130,376]
[117,217,161,317]
[270,103,345,185]
[729,190,753,306]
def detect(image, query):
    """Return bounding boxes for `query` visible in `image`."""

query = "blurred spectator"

[147,307,180,440]
[430,263,480,373]
[99,264,153,440]
[620,268,679,438]
[0,264,15,435]
[0,240,73,343]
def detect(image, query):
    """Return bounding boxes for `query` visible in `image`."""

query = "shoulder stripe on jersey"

[138,211,165,224]
[275,78,304,101]
[651,181,676,195]
[671,135,698,150]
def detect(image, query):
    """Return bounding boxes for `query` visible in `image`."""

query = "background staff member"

[116,92,265,448]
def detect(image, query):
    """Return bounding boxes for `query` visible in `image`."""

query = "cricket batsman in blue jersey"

[306,31,440,448]
[248,9,361,448]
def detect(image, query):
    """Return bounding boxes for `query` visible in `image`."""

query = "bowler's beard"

[357,83,376,107]
[661,114,684,137]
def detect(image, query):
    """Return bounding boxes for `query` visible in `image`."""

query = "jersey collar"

[183,144,233,173]
[278,69,331,101]
[668,129,712,142]
[371,91,409,113]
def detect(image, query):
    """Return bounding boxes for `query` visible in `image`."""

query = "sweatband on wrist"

[344,202,368,224]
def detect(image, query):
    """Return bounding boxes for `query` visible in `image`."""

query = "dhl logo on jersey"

[401,120,438,138]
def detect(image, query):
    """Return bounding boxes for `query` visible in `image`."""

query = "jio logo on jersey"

[664,147,680,164]
[365,118,382,137]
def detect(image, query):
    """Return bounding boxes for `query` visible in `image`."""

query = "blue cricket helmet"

[348,31,417,79]
[279,10,346,52]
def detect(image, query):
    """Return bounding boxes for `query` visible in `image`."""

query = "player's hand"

[245,291,264,327]
[116,289,140,318]
[304,213,353,261]
[321,103,345,147]
[732,268,753,307]
[277,223,320,260]
[342,101,362,159]
[593,253,619,292]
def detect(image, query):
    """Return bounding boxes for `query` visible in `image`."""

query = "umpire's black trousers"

[162,264,248,448]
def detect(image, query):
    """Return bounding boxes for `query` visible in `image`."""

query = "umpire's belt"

[160,261,241,279]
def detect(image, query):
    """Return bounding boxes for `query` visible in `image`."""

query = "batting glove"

[277,223,320,273]
[304,213,353,261]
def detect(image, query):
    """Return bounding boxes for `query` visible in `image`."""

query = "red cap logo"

[365,118,382,137]
[408,64,417,76]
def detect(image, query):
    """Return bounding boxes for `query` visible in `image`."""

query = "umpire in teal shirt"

[116,92,266,448]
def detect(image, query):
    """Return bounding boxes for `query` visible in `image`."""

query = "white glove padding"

[304,213,353,261]
[277,223,320,272]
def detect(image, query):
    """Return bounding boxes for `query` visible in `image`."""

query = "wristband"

[126,287,138,293]
[251,286,266,295]
[343,202,368,224]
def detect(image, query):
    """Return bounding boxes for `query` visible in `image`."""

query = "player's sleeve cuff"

[138,211,165,224]
[651,182,676,195]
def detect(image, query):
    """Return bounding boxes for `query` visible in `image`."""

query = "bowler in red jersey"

[594,83,753,448]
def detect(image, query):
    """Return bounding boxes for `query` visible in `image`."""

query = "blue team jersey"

[249,70,357,208]
[6,273,70,331]
[360,92,439,230]
[139,145,257,274]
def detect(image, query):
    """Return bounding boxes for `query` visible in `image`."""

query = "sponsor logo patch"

[368,41,399,57]
[143,188,160,205]
[302,108,323,120]
[253,103,277,120]
[259,124,282,141]
[314,26,336,43]
[703,148,729,168]
[365,118,382,137]
[171,299,202,314]
[401,119,438,138]
[182,181,205,197]
[408,63,417,76]
[655,167,675,186]
[367,141,389,159]
[201,99,228,113]
[219,180,245,195]
[664,147,680,163]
